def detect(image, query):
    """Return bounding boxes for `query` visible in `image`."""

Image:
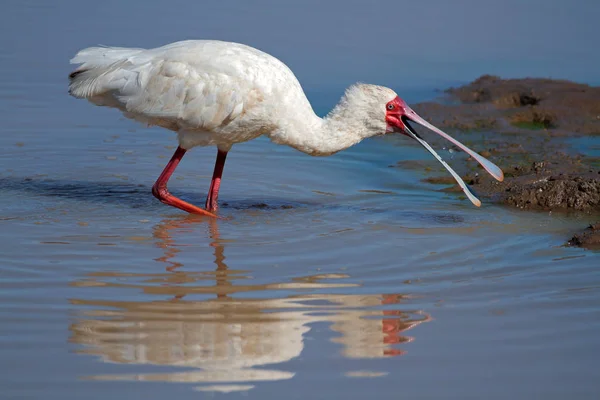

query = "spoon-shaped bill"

[403,122,482,207]
[403,107,504,182]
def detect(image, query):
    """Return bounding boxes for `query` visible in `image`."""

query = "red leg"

[205,149,228,213]
[152,146,218,218]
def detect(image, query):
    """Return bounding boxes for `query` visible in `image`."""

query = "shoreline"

[411,75,600,249]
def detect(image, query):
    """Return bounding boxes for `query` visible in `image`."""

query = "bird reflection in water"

[69,217,430,392]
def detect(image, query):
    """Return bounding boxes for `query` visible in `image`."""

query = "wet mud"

[567,223,600,250]
[410,75,600,249]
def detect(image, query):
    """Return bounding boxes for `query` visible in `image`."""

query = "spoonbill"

[69,40,503,217]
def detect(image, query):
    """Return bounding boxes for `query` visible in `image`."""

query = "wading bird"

[69,40,503,217]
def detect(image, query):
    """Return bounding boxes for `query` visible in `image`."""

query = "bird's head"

[340,83,504,207]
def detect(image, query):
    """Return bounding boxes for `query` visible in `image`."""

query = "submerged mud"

[567,223,600,250]
[409,75,600,249]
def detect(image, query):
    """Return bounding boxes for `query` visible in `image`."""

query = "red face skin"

[384,96,411,134]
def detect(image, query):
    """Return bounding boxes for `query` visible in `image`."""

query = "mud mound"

[414,75,600,135]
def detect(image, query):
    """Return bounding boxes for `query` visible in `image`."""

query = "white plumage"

[69,40,503,216]
[70,40,342,153]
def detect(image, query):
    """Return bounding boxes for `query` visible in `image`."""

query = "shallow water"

[2,1,600,399]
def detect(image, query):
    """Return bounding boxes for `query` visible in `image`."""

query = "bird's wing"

[122,59,251,130]
[69,41,276,130]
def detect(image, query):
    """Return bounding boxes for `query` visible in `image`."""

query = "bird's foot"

[205,198,219,214]
[152,184,219,218]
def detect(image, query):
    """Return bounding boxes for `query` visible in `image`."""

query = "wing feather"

[69,40,304,131]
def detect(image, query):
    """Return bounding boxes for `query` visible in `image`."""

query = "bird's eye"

[386,104,394,110]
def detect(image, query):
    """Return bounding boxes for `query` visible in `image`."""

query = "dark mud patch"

[467,161,600,212]
[423,176,457,185]
[408,75,600,249]
[221,202,295,210]
[390,159,437,171]
[567,223,600,250]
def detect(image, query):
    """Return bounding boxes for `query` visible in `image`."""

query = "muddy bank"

[407,75,600,249]
[415,75,600,136]
[460,159,600,213]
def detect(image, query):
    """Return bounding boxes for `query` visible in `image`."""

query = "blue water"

[1,1,600,399]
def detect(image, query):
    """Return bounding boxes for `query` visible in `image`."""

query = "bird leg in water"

[205,149,228,213]
[152,146,219,218]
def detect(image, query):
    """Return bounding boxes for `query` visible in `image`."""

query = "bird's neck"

[268,100,376,156]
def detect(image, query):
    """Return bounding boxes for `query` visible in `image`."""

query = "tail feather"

[68,46,144,99]
[70,46,144,68]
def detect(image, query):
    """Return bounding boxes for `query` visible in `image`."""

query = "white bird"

[69,40,504,217]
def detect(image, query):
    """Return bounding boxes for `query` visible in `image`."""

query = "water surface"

[1,1,600,399]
